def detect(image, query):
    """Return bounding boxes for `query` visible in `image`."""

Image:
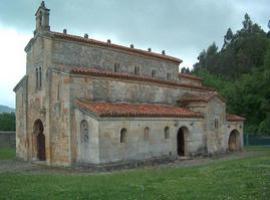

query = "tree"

[192,14,270,135]
[222,28,234,50]
[181,67,190,74]
[0,113,16,131]
[243,13,252,32]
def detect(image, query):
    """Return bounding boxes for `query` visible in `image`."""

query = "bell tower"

[35,1,50,34]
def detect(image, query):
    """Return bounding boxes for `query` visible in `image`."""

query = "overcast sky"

[0,0,269,108]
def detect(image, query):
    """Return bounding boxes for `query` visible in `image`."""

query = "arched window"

[144,127,150,141]
[35,67,42,90]
[167,73,172,80]
[151,70,156,77]
[164,126,170,139]
[114,63,120,72]
[120,128,127,143]
[80,120,89,143]
[134,66,140,75]
[38,15,42,27]
[214,119,219,129]
[36,68,39,90]
[39,67,42,89]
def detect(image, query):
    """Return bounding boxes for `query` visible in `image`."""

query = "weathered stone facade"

[14,2,244,167]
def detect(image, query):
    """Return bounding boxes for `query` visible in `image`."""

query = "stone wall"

[205,97,226,154]
[14,76,28,160]
[73,109,100,164]
[0,132,15,148]
[179,77,202,87]
[51,37,179,81]
[73,108,205,164]
[70,74,208,105]
[98,117,205,163]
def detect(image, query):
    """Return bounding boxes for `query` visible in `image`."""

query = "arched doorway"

[177,127,188,156]
[228,130,240,151]
[33,119,46,161]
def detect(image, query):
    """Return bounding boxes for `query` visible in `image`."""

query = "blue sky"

[0,0,269,108]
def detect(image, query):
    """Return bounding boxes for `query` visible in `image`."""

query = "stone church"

[14,2,244,167]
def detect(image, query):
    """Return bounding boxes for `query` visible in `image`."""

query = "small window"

[214,119,219,129]
[144,127,150,141]
[164,126,170,139]
[120,128,127,143]
[151,70,156,77]
[35,67,42,90]
[134,66,140,75]
[114,63,120,72]
[80,120,89,143]
[166,73,172,80]
[39,67,42,89]
[36,68,39,90]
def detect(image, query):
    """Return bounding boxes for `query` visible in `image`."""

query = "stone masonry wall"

[51,37,179,81]
[15,77,28,160]
[98,117,205,164]
[206,97,227,154]
[69,74,208,106]
[73,109,100,164]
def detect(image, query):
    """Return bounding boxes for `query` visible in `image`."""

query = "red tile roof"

[226,114,245,122]
[70,67,214,91]
[178,92,225,104]
[75,99,203,118]
[51,31,182,64]
[178,73,202,81]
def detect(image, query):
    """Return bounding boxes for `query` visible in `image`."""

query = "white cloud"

[0,25,31,107]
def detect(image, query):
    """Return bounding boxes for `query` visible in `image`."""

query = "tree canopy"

[0,112,15,131]
[192,14,270,135]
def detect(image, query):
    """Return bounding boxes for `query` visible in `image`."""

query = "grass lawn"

[0,147,269,199]
[0,147,15,160]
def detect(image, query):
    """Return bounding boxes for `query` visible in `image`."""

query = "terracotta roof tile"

[51,31,182,64]
[75,99,203,118]
[226,114,245,122]
[178,73,202,81]
[70,67,214,91]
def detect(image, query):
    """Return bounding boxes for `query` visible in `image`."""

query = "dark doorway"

[228,130,239,151]
[177,127,186,156]
[34,120,46,161]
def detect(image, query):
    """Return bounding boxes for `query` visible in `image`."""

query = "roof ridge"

[75,99,203,118]
[50,31,182,64]
[70,67,214,91]
[178,73,202,81]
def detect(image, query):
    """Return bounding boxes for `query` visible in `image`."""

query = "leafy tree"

[242,13,252,32]
[181,67,191,74]
[192,14,270,135]
[222,28,234,50]
[0,113,16,131]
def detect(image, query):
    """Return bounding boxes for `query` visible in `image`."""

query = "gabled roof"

[13,75,28,92]
[70,67,214,91]
[226,114,245,122]
[178,73,202,81]
[178,92,225,104]
[75,99,203,118]
[51,31,182,64]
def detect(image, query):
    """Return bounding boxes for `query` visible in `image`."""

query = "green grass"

[0,147,15,160]
[0,147,270,199]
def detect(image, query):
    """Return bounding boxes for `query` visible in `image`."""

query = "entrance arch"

[177,127,188,156]
[228,129,240,151]
[33,119,46,161]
